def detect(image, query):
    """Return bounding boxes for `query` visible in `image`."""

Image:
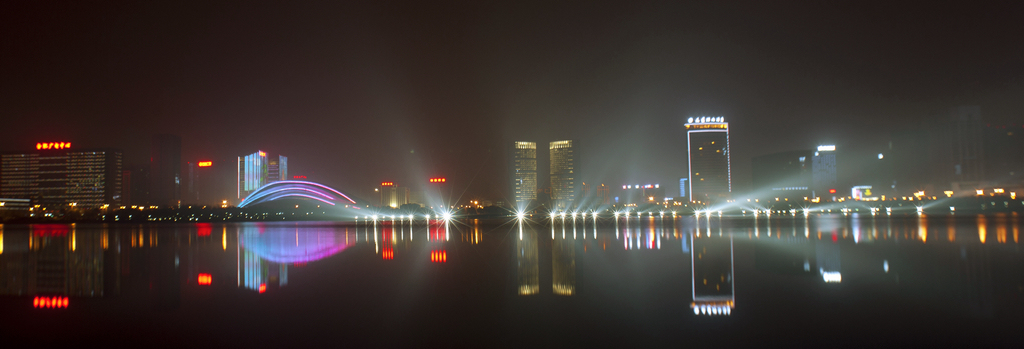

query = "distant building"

[150,134,181,208]
[596,184,610,206]
[379,182,409,209]
[510,141,538,210]
[812,145,837,195]
[620,183,664,205]
[752,150,813,199]
[679,178,688,199]
[685,117,731,203]
[549,140,577,210]
[1,143,122,209]
[237,150,288,201]
[949,105,985,184]
[185,160,215,206]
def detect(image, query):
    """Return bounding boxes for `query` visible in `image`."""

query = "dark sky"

[3,1,1023,203]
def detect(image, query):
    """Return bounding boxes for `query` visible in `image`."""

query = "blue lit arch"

[239,180,357,208]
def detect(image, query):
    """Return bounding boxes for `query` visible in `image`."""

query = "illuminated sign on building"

[197,161,212,167]
[33,296,69,308]
[817,145,836,152]
[685,124,728,130]
[852,186,873,200]
[381,182,395,187]
[293,175,306,179]
[383,248,394,260]
[36,142,71,150]
[429,178,446,183]
[198,273,212,285]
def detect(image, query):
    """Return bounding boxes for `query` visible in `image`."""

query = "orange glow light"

[198,273,212,285]
[197,161,212,167]
[33,296,69,308]
[36,142,71,150]
[429,178,446,183]
[258,283,267,293]
[381,182,394,187]
[258,151,266,157]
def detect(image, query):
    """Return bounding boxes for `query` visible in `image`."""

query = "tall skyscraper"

[1,142,122,209]
[812,145,837,195]
[510,141,537,210]
[150,134,181,208]
[237,150,288,200]
[948,105,984,183]
[549,140,577,210]
[685,117,731,203]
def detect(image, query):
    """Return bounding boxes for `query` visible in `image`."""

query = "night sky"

[3,1,1022,203]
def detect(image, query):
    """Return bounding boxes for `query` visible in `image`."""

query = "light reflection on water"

[0,214,1022,344]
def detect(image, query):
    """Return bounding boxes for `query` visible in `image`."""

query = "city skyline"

[3,2,1022,204]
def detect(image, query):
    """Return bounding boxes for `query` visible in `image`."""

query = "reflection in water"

[238,224,352,293]
[552,223,576,296]
[516,223,539,295]
[816,234,842,283]
[692,233,734,315]
[978,215,987,244]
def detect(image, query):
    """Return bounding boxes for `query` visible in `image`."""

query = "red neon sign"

[429,178,446,183]
[430,250,447,263]
[293,175,306,179]
[258,283,267,293]
[381,182,394,187]
[33,296,69,308]
[36,142,71,150]
[197,161,212,167]
[829,189,837,194]
[198,273,212,285]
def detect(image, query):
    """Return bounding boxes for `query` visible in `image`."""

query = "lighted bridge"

[239,180,358,208]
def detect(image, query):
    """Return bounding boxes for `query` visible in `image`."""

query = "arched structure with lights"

[238,180,357,208]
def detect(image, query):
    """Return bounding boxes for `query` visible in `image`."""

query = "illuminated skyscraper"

[510,141,537,210]
[685,117,731,203]
[1,143,123,209]
[379,182,409,209]
[549,140,577,210]
[812,145,837,195]
[237,151,288,200]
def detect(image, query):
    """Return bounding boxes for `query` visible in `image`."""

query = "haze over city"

[4,1,1022,205]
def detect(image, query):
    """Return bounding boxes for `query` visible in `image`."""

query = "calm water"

[1,214,1023,347]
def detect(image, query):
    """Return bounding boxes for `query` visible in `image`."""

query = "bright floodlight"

[442,212,452,220]
[516,211,525,220]
[372,215,378,221]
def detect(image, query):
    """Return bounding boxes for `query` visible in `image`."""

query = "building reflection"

[691,233,734,315]
[237,224,352,293]
[516,222,539,295]
[552,227,576,296]
[0,224,122,308]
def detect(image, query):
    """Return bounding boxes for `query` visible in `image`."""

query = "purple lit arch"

[239,180,357,208]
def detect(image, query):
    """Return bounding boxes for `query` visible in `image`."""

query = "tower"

[549,140,577,210]
[150,134,181,208]
[685,117,731,203]
[510,141,538,210]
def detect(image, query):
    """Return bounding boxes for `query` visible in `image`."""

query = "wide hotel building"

[237,150,288,201]
[1,142,123,209]
[685,117,731,203]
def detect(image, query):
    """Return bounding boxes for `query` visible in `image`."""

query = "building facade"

[237,151,288,201]
[751,150,813,199]
[811,145,837,196]
[510,141,537,210]
[549,140,577,210]
[685,117,731,203]
[379,182,409,209]
[150,134,181,208]
[1,143,122,209]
